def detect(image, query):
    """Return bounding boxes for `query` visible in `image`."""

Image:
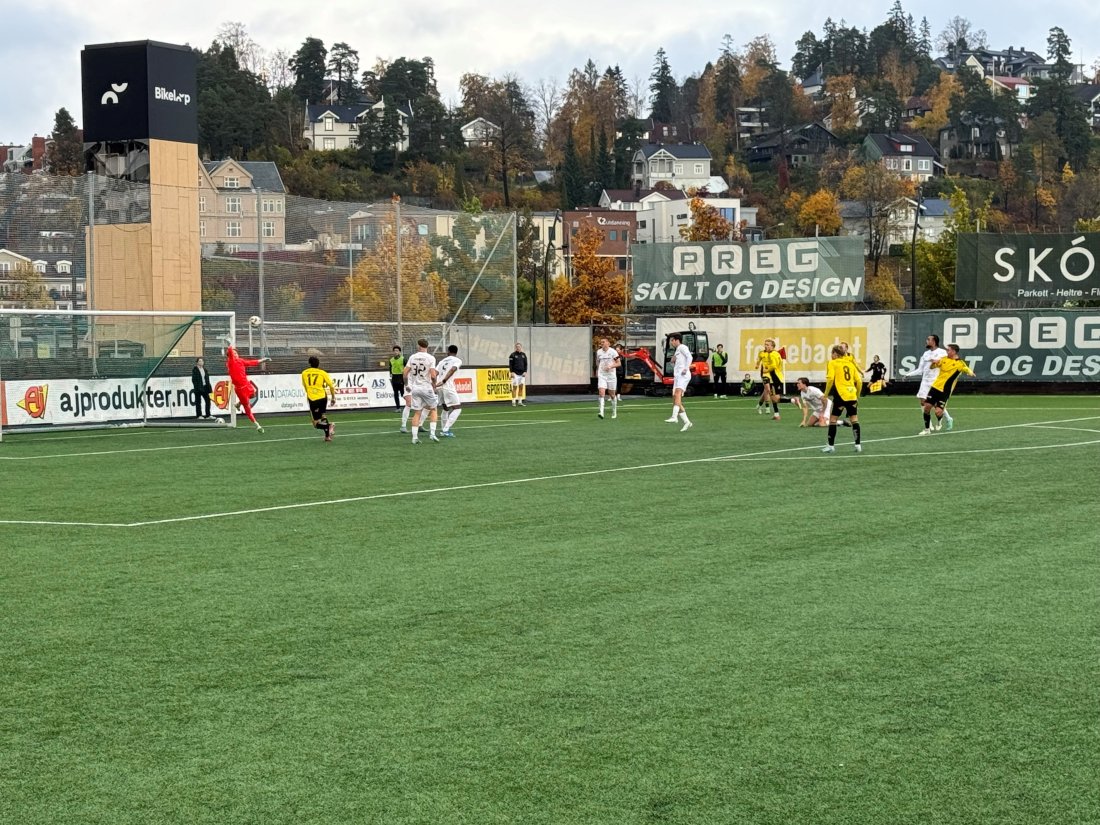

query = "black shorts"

[926,387,949,407]
[829,392,857,418]
[763,371,781,387]
[308,396,328,421]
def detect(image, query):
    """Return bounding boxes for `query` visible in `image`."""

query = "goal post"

[0,309,238,440]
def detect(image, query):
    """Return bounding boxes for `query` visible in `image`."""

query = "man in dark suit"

[192,356,213,418]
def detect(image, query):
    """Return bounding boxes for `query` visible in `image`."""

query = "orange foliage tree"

[680,196,738,240]
[796,189,843,236]
[549,224,625,334]
[330,228,450,322]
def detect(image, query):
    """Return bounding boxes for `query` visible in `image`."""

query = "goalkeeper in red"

[225,341,270,432]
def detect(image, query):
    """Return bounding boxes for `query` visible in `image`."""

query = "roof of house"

[202,160,286,194]
[838,197,953,220]
[801,65,825,88]
[990,76,1031,90]
[747,122,840,151]
[1073,84,1100,104]
[865,132,938,158]
[306,99,412,122]
[636,143,712,160]
[918,198,953,218]
[601,188,689,203]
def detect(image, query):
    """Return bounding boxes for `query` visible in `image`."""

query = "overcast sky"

[3,0,1099,145]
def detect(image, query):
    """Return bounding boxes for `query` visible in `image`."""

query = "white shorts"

[597,372,617,391]
[511,374,525,387]
[673,374,690,392]
[439,384,461,408]
[410,386,438,411]
[916,379,933,400]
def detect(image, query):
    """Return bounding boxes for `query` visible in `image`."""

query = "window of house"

[225,245,239,254]
[199,221,206,238]
[262,199,273,213]
[886,157,899,170]
[609,230,618,241]
[649,161,658,173]
[903,158,912,171]
[674,164,683,175]
[918,159,931,171]
[694,163,704,174]
[33,261,46,273]
[639,220,647,229]
[322,137,336,150]
[324,116,334,131]
[57,261,71,274]
[224,176,239,188]
[418,224,428,236]
[0,262,10,273]
[900,144,913,152]
[226,221,241,238]
[199,195,206,212]
[225,196,241,213]
[262,221,275,238]
[618,258,628,271]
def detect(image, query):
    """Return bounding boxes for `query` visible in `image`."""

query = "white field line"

[0,419,566,461]
[3,415,1098,530]
[1027,424,1100,434]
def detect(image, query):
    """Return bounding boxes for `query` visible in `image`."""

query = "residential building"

[0,246,83,309]
[839,197,953,253]
[938,117,1018,161]
[987,75,1034,102]
[2,137,47,173]
[598,188,751,244]
[746,122,843,168]
[631,143,715,192]
[460,117,500,147]
[199,159,287,255]
[1074,84,1100,132]
[302,99,412,153]
[799,66,825,99]
[862,133,939,182]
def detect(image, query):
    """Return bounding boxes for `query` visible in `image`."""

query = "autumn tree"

[910,72,960,141]
[8,264,53,309]
[840,162,912,278]
[334,223,449,322]
[680,197,736,241]
[549,224,625,329]
[909,187,988,308]
[796,189,842,236]
[824,75,859,136]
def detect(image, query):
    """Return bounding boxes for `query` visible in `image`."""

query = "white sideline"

[1,415,1098,529]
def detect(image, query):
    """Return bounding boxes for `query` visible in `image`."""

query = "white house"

[598,188,749,244]
[303,99,412,153]
[631,144,714,192]
[460,117,500,147]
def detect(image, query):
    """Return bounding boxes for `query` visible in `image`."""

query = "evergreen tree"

[596,126,614,191]
[649,47,676,121]
[197,44,275,159]
[289,37,327,102]
[45,108,83,176]
[327,43,360,101]
[561,131,585,208]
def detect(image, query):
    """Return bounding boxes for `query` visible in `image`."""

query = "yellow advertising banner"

[477,367,514,401]
[738,326,871,373]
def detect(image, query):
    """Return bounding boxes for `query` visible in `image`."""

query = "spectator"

[191,357,213,419]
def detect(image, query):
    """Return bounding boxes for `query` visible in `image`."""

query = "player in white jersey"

[794,378,830,427]
[435,344,463,437]
[402,338,439,443]
[903,333,950,433]
[664,332,693,431]
[594,337,620,419]
[399,381,413,432]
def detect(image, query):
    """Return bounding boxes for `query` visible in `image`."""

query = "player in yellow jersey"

[301,355,337,441]
[922,344,975,433]
[822,344,863,453]
[755,338,784,420]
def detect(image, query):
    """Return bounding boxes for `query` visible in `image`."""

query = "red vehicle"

[622,325,711,396]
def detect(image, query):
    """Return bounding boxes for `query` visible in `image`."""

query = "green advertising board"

[956,232,1100,303]
[631,237,866,307]
[896,310,1100,381]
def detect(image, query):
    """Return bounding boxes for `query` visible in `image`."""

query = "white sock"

[943,410,953,421]
[611,398,617,414]
[401,405,411,426]
[430,421,437,435]
[671,405,678,417]
[679,409,688,421]
[599,397,605,414]
[411,425,419,439]
[447,409,461,430]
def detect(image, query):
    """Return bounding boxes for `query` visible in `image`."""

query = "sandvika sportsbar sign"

[631,237,865,306]
[956,232,1100,303]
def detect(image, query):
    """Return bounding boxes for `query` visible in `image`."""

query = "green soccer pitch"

[2,394,1098,824]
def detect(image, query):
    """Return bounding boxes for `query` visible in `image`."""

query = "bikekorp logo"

[155,87,192,106]
[100,82,128,105]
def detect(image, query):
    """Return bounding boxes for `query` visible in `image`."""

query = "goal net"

[0,310,237,440]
